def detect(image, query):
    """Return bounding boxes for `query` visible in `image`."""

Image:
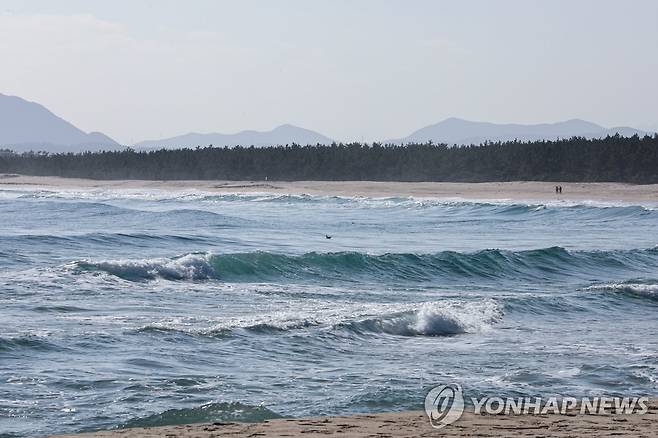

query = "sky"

[1,0,657,145]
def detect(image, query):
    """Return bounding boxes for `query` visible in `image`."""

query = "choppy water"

[1,187,657,437]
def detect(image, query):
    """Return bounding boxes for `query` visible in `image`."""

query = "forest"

[1,134,657,183]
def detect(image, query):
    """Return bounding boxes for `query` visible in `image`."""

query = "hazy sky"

[1,0,657,144]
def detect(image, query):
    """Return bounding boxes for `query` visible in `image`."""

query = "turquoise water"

[1,187,657,436]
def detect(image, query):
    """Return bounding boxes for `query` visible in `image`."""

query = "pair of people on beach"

[555,185,563,194]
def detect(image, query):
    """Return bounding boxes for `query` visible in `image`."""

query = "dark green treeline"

[1,134,657,182]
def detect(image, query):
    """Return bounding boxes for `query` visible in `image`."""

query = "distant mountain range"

[134,124,334,149]
[384,117,652,145]
[137,118,653,150]
[0,93,118,152]
[1,93,654,152]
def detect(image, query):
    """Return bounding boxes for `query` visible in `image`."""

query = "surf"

[69,247,658,283]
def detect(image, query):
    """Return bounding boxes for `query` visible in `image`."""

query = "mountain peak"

[0,93,118,152]
[386,118,648,145]
[443,117,471,122]
[274,123,297,130]
[135,124,334,149]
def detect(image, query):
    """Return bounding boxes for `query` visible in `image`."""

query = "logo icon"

[424,384,464,429]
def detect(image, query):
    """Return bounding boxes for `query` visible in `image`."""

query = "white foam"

[583,282,658,298]
[71,253,216,281]
[4,186,657,210]
[362,300,502,336]
[139,298,503,338]
[411,300,501,335]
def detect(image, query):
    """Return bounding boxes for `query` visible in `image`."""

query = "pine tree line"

[1,134,657,183]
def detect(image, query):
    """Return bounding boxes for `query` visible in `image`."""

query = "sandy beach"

[49,402,658,438]
[2,174,658,203]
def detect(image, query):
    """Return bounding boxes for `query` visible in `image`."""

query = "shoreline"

[2,174,658,203]
[49,403,658,437]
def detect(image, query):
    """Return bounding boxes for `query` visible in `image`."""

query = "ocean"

[1,186,657,436]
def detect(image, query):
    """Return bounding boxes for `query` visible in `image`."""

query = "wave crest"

[341,301,501,337]
[71,253,216,281]
[584,281,658,301]
[0,335,58,353]
[69,247,658,283]
[122,401,281,428]
[137,300,502,339]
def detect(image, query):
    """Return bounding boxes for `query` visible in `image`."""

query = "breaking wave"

[11,187,658,211]
[338,301,501,337]
[583,281,658,301]
[72,253,216,281]
[136,300,502,338]
[69,247,658,283]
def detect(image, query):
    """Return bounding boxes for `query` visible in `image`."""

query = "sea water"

[1,187,657,436]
